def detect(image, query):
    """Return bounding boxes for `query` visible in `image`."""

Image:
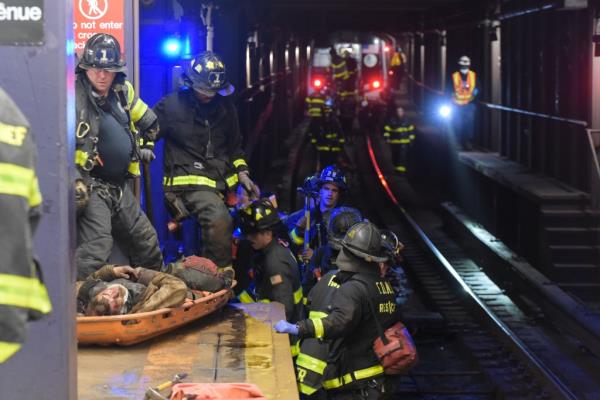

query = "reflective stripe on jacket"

[297,271,398,391]
[0,87,51,363]
[153,89,247,192]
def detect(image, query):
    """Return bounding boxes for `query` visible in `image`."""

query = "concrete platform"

[459,151,589,206]
[78,303,299,400]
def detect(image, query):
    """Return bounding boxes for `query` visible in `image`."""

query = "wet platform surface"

[78,303,298,400]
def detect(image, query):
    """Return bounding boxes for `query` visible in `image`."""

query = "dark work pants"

[390,143,410,173]
[76,183,163,280]
[453,103,475,148]
[179,190,233,269]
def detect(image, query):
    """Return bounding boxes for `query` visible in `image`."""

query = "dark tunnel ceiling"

[241,0,485,33]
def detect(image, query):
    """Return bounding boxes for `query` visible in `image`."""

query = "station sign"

[73,0,124,57]
[0,0,44,46]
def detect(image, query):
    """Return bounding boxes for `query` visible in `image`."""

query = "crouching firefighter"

[153,51,259,274]
[74,33,163,280]
[275,222,398,399]
[0,86,52,363]
[239,199,304,356]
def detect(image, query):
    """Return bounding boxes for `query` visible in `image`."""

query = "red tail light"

[313,78,322,88]
[372,80,381,89]
[384,46,390,52]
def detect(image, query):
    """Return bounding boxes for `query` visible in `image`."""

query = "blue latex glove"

[274,320,299,335]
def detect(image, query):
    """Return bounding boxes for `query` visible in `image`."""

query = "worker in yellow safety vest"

[449,55,480,150]
[0,86,52,363]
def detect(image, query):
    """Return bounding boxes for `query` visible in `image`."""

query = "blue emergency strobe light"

[162,37,182,58]
[439,104,452,119]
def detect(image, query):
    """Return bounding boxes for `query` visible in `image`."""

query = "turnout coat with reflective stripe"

[0,87,51,363]
[253,239,304,323]
[75,75,156,181]
[153,89,248,192]
[296,271,342,395]
[297,271,397,391]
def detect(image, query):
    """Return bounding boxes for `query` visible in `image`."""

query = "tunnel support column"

[0,0,76,398]
[590,16,600,208]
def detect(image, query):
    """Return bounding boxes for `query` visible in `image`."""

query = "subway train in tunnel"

[2,0,600,399]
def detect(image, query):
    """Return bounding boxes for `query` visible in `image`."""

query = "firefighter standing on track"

[153,51,258,274]
[382,102,415,174]
[304,206,363,293]
[306,83,344,167]
[449,55,479,151]
[275,221,398,399]
[287,165,347,264]
[74,33,163,280]
[0,86,52,363]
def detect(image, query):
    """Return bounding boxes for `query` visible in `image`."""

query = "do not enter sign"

[73,0,124,57]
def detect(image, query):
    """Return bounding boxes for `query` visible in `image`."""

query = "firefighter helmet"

[458,55,471,67]
[240,198,281,233]
[318,165,347,191]
[336,222,388,272]
[78,33,126,73]
[183,51,234,96]
[328,207,362,250]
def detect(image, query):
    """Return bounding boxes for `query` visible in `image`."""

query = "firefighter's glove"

[300,247,313,264]
[238,171,260,200]
[75,179,89,213]
[274,320,299,335]
[139,148,156,163]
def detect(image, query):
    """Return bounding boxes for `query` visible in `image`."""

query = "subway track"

[286,117,600,399]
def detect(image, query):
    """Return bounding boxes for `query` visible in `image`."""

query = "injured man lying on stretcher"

[76,256,233,316]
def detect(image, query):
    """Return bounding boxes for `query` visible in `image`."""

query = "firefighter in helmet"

[74,33,163,280]
[304,206,362,292]
[449,55,480,150]
[239,199,304,357]
[0,86,52,363]
[276,221,398,399]
[153,51,258,274]
[287,165,348,263]
[382,99,415,174]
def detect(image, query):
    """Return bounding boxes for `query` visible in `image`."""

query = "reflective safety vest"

[0,87,52,363]
[452,70,477,106]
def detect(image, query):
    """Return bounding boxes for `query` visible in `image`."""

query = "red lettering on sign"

[73,0,124,57]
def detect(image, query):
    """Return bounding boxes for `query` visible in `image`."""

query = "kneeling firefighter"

[153,51,258,273]
[74,33,163,280]
[275,222,398,399]
[239,199,304,355]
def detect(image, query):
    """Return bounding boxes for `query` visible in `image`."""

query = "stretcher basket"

[77,284,234,346]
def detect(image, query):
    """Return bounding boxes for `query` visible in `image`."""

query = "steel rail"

[365,133,578,400]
